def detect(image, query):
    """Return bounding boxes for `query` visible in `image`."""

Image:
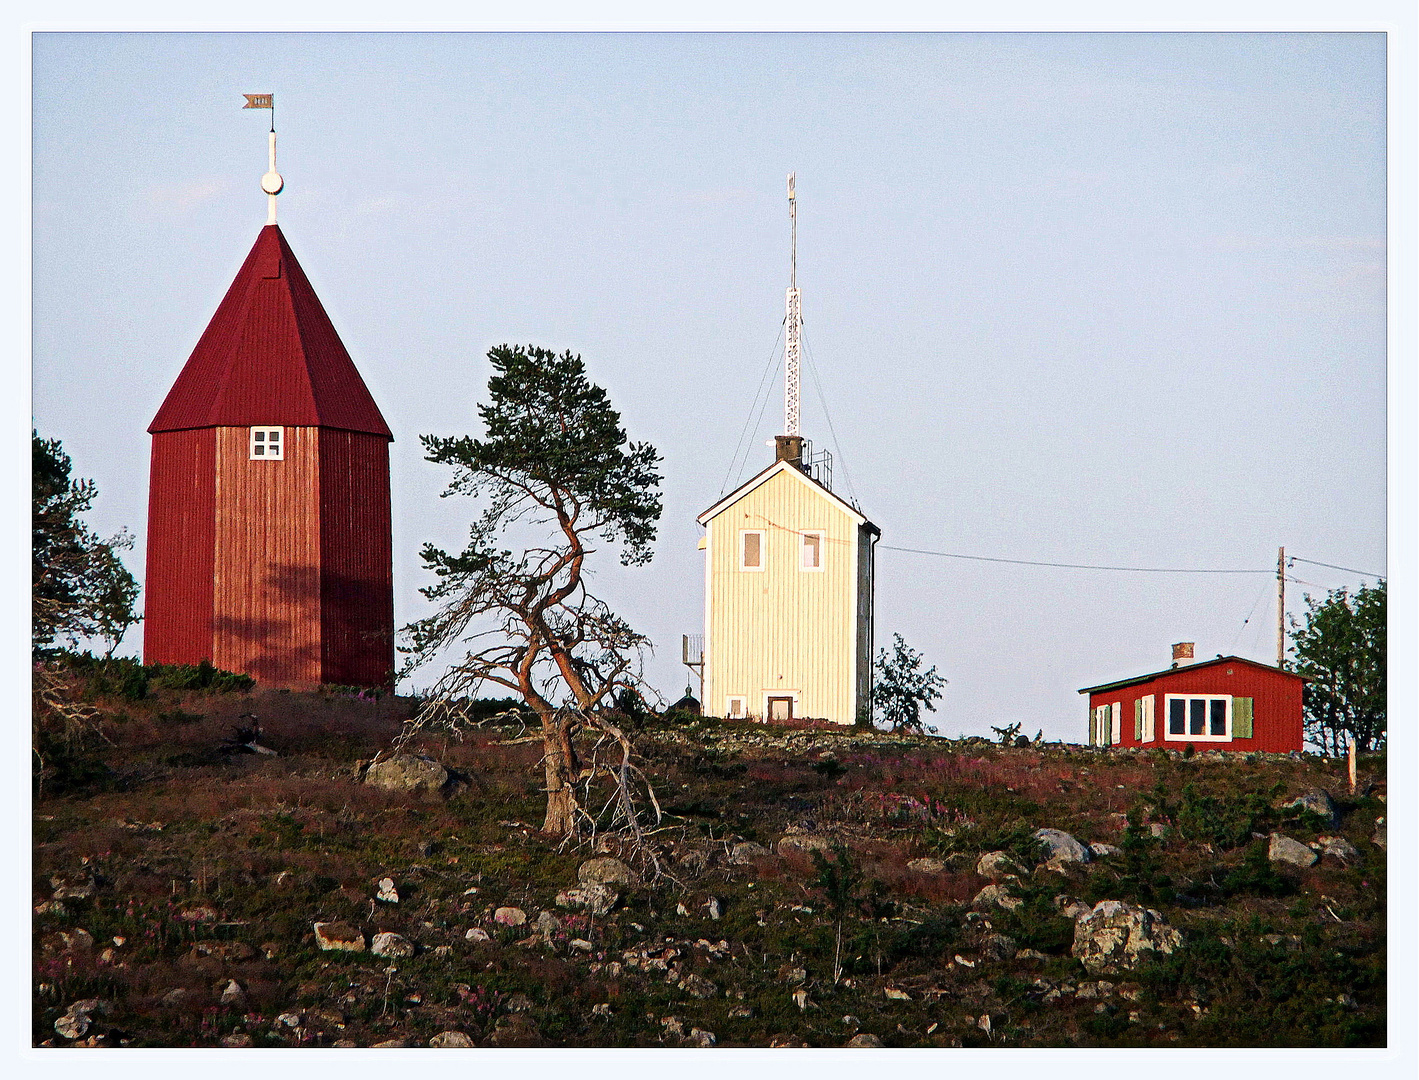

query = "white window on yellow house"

[250,426,283,459]
[740,530,765,571]
[726,696,747,719]
[801,530,824,571]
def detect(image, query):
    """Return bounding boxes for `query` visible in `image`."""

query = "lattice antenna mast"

[784,173,801,437]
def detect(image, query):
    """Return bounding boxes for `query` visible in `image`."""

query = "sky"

[28,28,1396,741]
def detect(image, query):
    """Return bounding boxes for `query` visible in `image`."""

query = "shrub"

[148,660,254,694]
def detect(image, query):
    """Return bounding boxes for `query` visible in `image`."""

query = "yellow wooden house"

[696,435,880,725]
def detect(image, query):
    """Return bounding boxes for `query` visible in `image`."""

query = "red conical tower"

[144,127,394,689]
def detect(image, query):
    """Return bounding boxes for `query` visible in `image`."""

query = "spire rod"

[245,93,283,225]
[784,173,801,438]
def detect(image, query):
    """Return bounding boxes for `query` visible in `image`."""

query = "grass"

[31,666,1386,1047]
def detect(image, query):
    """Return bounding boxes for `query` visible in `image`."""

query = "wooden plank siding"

[211,426,323,686]
[705,467,860,724]
[143,428,216,666]
[1086,660,1305,753]
[318,429,394,688]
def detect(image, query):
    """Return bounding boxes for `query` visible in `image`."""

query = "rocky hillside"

[33,671,1386,1047]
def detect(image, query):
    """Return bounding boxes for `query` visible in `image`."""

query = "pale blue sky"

[30,30,1392,738]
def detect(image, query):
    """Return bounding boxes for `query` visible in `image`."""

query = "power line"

[800,329,860,506]
[1290,557,1385,579]
[879,545,1272,573]
[719,329,784,496]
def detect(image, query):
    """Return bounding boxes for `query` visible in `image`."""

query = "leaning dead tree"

[400,344,664,841]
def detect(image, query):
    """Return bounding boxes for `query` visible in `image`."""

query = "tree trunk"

[540,718,579,837]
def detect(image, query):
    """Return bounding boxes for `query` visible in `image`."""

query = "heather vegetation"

[33,668,1385,1048]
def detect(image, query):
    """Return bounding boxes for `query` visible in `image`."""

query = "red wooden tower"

[144,131,393,688]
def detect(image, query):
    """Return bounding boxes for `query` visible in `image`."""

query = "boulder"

[465,927,492,942]
[50,873,97,901]
[363,754,450,795]
[578,857,636,888]
[504,992,535,1013]
[489,1013,540,1048]
[1285,788,1339,828]
[883,987,911,1001]
[846,1033,885,1047]
[972,884,1022,911]
[1071,900,1182,974]
[1373,817,1387,849]
[1089,842,1121,857]
[429,1030,474,1048]
[976,850,1022,880]
[906,857,947,874]
[1268,833,1318,868]
[371,932,415,958]
[313,921,365,952]
[679,973,719,999]
[533,911,561,934]
[1034,828,1091,867]
[555,886,619,916]
[493,906,527,927]
[687,1027,716,1047]
[776,833,834,857]
[375,877,399,903]
[219,979,245,1005]
[729,841,771,865]
[1315,835,1359,861]
[981,933,1018,962]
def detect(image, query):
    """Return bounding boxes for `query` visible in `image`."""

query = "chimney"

[774,434,805,468]
[1171,642,1195,668]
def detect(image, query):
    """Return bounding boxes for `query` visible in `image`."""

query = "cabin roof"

[1077,654,1312,695]
[149,225,392,438]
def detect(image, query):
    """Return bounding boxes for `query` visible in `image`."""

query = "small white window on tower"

[801,530,824,571]
[250,427,284,460]
[740,530,764,571]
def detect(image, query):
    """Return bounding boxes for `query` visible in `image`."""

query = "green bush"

[147,659,254,694]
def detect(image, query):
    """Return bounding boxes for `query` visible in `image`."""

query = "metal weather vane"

[243,93,282,224]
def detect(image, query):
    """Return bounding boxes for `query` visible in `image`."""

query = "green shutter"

[1088,709,1096,746]
[1233,697,1253,739]
[1133,699,1144,742]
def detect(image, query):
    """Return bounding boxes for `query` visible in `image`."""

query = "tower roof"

[149,225,392,439]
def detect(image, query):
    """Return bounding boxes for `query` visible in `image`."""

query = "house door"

[767,697,794,723]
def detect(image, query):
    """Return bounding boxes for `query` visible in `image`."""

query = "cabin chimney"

[1171,641,1195,668]
[775,434,805,468]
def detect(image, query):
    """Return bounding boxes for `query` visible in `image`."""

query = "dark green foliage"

[871,633,946,732]
[1174,782,1279,849]
[1208,843,1295,900]
[1290,580,1386,754]
[926,821,1045,866]
[147,660,254,694]
[1083,812,1175,906]
[32,432,141,655]
[62,652,150,701]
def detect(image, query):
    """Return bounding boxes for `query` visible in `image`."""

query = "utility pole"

[1277,546,1286,667]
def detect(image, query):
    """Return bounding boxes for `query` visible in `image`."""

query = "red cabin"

[1078,644,1308,754]
[144,224,394,689]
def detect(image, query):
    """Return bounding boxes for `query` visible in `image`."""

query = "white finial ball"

[261,171,284,195]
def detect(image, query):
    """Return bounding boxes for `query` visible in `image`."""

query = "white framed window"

[1110,701,1122,745]
[1164,694,1232,742]
[800,530,825,571]
[739,530,765,571]
[250,426,284,459]
[725,696,747,719]
[1090,704,1108,745]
